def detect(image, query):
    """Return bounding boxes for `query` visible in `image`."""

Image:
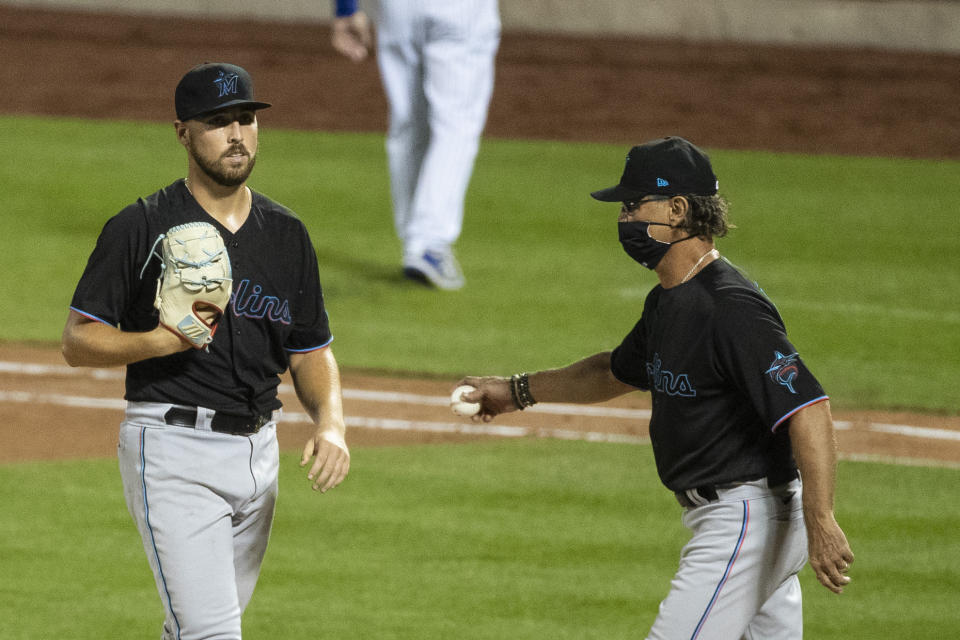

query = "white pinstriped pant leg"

[375,0,500,261]
[376,17,428,252]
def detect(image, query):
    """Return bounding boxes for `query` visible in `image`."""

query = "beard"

[188,141,257,187]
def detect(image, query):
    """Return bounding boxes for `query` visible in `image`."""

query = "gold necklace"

[681,248,719,283]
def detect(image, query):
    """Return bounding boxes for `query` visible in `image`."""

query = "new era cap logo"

[214,71,239,97]
[656,177,670,187]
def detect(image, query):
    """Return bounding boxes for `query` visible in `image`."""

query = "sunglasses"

[621,195,671,212]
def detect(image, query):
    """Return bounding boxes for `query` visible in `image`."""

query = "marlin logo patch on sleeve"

[766,351,800,394]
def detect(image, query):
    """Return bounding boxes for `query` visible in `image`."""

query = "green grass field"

[2,114,958,413]
[1,444,957,639]
[1,115,958,638]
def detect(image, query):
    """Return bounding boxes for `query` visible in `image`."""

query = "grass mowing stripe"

[776,297,960,325]
[1,442,959,638]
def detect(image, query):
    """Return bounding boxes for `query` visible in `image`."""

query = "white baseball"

[450,384,481,417]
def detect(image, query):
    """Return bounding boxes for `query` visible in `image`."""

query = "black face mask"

[618,221,693,269]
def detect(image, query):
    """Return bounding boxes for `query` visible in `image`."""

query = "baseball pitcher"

[62,62,350,639]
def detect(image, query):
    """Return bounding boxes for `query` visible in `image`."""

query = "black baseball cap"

[175,62,272,121]
[590,136,718,202]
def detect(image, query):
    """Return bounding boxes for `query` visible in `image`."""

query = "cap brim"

[590,184,645,202]
[182,100,272,121]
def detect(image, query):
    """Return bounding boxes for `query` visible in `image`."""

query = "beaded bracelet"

[510,373,537,410]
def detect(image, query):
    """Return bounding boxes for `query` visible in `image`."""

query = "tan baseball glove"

[153,222,233,349]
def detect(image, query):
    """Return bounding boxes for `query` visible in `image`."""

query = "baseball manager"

[458,137,854,639]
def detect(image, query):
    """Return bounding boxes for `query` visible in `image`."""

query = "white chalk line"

[0,389,649,446]
[2,389,959,468]
[5,388,957,468]
[838,453,960,471]
[4,381,955,469]
[2,360,959,452]
[834,420,960,442]
[0,360,124,380]
[283,411,649,445]
[339,387,651,419]
[0,361,649,420]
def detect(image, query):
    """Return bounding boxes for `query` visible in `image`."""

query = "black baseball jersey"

[610,259,827,492]
[70,179,332,417]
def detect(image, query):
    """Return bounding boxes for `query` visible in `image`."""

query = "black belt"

[163,406,271,435]
[675,486,719,509]
[675,469,799,509]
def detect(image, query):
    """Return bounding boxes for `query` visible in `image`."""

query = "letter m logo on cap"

[656,177,670,187]
[214,71,239,97]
